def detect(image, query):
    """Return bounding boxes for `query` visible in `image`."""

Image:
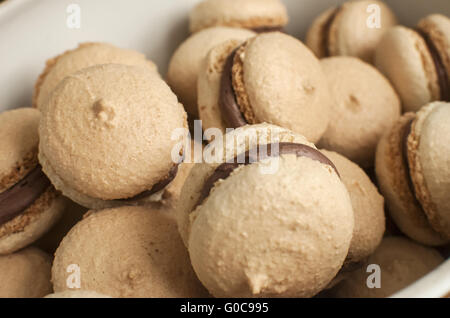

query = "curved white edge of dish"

[391,259,450,298]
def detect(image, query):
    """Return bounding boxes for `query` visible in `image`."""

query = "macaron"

[329,236,444,298]
[318,56,401,168]
[161,138,203,211]
[33,42,157,109]
[176,123,354,297]
[321,150,385,266]
[52,206,208,298]
[375,102,450,246]
[375,14,450,112]
[38,64,187,209]
[189,0,288,33]
[197,32,331,143]
[45,290,111,298]
[0,247,52,298]
[167,26,255,117]
[0,108,66,255]
[306,0,397,63]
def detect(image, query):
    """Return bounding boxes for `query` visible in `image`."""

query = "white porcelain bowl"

[0,0,448,298]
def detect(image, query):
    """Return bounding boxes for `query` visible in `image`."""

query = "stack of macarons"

[0,42,193,297]
[1,0,449,298]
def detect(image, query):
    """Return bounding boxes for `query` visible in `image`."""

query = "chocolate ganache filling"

[0,165,51,226]
[416,29,450,102]
[219,46,248,128]
[196,142,340,207]
[117,163,180,203]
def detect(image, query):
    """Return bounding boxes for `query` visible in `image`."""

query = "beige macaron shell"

[39,64,187,207]
[409,102,450,239]
[175,123,314,246]
[52,206,208,298]
[0,108,40,187]
[167,27,255,117]
[189,0,288,33]
[243,32,331,143]
[328,0,397,63]
[305,7,337,59]
[375,113,447,246]
[34,42,157,109]
[321,150,385,264]
[417,14,450,80]
[198,39,246,132]
[0,193,66,255]
[329,236,444,298]
[319,57,401,167]
[0,247,52,298]
[189,155,354,297]
[45,290,111,298]
[0,108,67,255]
[375,26,440,113]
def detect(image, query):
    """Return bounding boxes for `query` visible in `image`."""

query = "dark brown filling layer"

[251,26,285,33]
[219,46,248,128]
[0,165,51,226]
[117,163,180,203]
[195,142,340,208]
[416,29,450,102]
[322,7,341,57]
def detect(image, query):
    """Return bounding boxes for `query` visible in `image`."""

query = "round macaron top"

[0,108,40,191]
[39,64,187,202]
[189,0,288,33]
[306,0,397,63]
[52,206,208,298]
[0,247,52,298]
[408,102,450,239]
[321,150,385,265]
[167,26,256,117]
[319,56,401,167]
[224,32,331,143]
[34,42,157,109]
[329,236,444,298]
